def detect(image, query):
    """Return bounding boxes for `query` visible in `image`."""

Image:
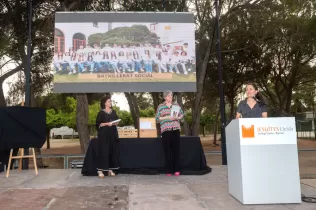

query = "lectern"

[225,117,301,204]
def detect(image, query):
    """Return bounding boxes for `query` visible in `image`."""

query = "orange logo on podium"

[241,125,255,138]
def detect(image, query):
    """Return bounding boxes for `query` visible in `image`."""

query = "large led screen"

[53,12,196,92]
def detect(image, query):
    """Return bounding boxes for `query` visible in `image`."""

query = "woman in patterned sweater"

[155,90,184,176]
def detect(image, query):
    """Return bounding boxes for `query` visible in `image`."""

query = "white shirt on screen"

[94,54,103,62]
[63,55,71,63]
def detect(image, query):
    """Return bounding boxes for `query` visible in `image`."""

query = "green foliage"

[46,96,217,130]
[64,97,76,129]
[46,96,76,130]
[184,112,215,127]
[46,109,65,129]
[140,107,155,117]
[135,93,153,110]
[200,115,216,127]
[88,25,160,47]
[87,33,105,46]
[88,102,100,126]
[116,110,133,126]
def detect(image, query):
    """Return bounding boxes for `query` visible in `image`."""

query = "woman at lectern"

[236,83,268,119]
[95,96,120,178]
[156,90,184,177]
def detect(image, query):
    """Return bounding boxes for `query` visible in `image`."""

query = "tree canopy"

[88,25,161,46]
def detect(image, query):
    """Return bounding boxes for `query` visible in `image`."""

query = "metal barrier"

[37,154,85,169]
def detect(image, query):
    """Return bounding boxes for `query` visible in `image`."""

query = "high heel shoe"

[98,171,105,178]
[108,170,116,177]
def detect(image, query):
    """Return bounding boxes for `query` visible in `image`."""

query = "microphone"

[252,96,263,105]
[252,96,292,117]
[252,96,259,102]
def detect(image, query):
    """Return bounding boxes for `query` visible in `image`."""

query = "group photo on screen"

[53,42,195,75]
[53,22,196,77]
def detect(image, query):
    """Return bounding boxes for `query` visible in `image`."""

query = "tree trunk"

[151,92,160,110]
[312,91,316,140]
[213,108,220,146]
[191,44,212,136]
[131,93,140,124]
[191,108,202,136]
[202,126,205,137]
[29,87,45,167]
[76,93,90,153]
[0,66,22,107]
[131,93,140,137]
[0,80,6,107]
[175,92,189,135]
[151,92,161,136]
[285,88,293,113]
[125,92,139,129]
[46,128,50,149]
[228,94,235,121]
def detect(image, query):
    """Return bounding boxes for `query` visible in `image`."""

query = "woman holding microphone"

[236,83,268,119]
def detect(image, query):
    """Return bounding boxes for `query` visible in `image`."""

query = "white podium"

[226,117,301,204]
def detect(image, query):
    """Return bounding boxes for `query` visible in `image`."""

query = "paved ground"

[0,166,316,210]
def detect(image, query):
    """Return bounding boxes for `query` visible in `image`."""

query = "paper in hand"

[111,119,121,124]
[171,105,180,117]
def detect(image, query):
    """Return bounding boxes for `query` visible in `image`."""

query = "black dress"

[95,109,120,171]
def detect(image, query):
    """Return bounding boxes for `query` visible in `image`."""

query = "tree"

[76,94,90,152]
[125,92,140,129]
[89,25,160,46]
[46,109,65,149]
[114,108,133,126]
[1,0,61,107]
[247,1,316,113]
[2,0,95,157]
[292,80,316,139]
[140,107,155,117]
[200,114,215,137]
[135,93,153,110]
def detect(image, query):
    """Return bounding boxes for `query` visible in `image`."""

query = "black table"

[81,136,212,176]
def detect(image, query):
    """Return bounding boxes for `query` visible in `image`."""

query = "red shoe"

[166,174,172,176]
[174,172,180,176]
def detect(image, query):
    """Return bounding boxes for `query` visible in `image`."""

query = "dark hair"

[100,95,111,109]
[246,82,266,104]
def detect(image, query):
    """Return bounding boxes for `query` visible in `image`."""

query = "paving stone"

[49,186,129,210]
[129,184,205,210]
[0,188,66,210]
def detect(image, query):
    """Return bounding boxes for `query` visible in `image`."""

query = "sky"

[2,78,130,111]
[111,93,130,111]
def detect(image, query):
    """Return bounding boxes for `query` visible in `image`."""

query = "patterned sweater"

[155,102,184,133]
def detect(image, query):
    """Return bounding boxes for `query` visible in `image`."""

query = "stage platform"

[0,166,315,210]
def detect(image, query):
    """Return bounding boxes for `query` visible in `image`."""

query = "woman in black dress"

[95,96,120,178]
